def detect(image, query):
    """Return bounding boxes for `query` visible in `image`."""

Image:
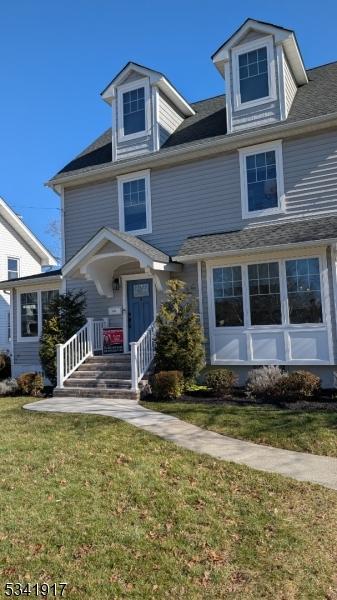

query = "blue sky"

[1,0,336,260]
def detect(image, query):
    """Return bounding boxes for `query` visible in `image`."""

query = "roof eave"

[173,238,337,262]
[0,273,62,291]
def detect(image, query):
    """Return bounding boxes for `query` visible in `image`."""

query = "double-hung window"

[232,36,276,110]
[239,141,285,218]
[213,257,325,330]
[117,79,149,141]
[8,257,19,280]
[19,289,59,341]
[117,170,152,235]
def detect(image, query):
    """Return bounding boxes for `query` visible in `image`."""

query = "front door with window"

[127,278,154,345]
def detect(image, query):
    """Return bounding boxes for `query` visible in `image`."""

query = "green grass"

[142,400,337,457]
[1,398,337,599]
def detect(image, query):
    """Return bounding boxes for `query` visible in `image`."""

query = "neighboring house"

[2,18,337,395]
[0,197,56,363]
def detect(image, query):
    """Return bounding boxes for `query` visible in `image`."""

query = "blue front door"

[127,279,154,345]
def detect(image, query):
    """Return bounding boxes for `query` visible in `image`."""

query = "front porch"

[56,227,181,397]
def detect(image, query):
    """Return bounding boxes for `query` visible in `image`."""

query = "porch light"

[112,277,121,292]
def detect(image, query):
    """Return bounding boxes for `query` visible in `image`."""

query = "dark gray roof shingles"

[175,215,337,258]
[0,268,62,285]
[52,61,337,182]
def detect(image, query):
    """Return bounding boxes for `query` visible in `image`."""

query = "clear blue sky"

[1,0,336,260]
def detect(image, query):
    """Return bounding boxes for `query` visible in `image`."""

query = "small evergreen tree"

[39,291,87,385]
[155,279,205,382]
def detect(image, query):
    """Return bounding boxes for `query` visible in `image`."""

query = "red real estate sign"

[103,328,124,354]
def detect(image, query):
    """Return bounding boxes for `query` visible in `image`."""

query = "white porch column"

[87,317,94,355]
[130,342,138,392]
[56,343,64,388]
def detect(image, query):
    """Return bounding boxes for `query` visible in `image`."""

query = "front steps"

[53,355,139,401]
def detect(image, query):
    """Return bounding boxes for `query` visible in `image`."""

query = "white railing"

[56,317,109,387]
[130,320,156,391]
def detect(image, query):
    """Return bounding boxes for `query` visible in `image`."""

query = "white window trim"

[7,256,20,280]
[117,78,151,143]
[239,139,285,219]
[206,250,334,365]
[117,169,152,236]
[232,35,277,111]
[17,286,59,343]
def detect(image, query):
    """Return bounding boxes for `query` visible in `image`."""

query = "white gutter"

[173,238,337,263]
[46,111,337,189]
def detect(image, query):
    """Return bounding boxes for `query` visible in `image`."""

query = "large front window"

[286,258,323,324]
[118,170,151,235]
[123,87,145,136]
[248,262,281,325]
[238,46,269,104]
[213,266,243,326]
[213,257,324,328]
[239,141,284,218]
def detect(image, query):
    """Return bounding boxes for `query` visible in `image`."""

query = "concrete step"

[86,355,130,364]
[64,378,132,389]
[72,369,131,378]
[54,387,139,400]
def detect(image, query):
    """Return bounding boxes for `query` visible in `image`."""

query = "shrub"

[0,352,11,380]
[39,291,87,386]
[17,372,44,397]
[246,365,287,398]
[0,378,18,396]
[155,280,205,382]
[276,370,321,399]
[152,370,184,401]
[205,369,237,398]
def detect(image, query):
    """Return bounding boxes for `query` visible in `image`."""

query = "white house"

[0,197,56,358]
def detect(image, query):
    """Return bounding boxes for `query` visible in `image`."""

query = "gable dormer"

[212,19,308,133]
[101,62,195,161]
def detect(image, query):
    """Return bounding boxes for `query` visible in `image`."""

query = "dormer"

[101,62,195,161]
[212,19,308,133]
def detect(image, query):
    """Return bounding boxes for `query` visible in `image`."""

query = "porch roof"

[173,215,337,262]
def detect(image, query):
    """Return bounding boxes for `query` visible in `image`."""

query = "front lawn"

[1,398,337,598]
[142,400,337,457]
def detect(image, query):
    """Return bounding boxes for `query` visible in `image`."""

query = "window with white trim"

[248,262,281,325]
[286,258,323,324]
[117,79,149,141]
[232,36,277,110]
[19,289,59,341]
[8,257,19,280]
[213,266,244,326]
[239,141,285,218]
[212,257,324,329]
[117,170,152,235]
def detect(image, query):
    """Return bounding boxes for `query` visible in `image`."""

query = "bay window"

[213,256,325,329]
[18,289,59,341]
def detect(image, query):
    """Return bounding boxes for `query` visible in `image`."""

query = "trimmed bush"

[276,370,321,399]
[0,352,11,380]
[246,365,287,399]
[205,369,237,398]
[152,370,184,401]
[17,372,44,397]
[0,378,18,396]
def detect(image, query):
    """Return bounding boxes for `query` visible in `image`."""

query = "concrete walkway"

[24,396,337,491]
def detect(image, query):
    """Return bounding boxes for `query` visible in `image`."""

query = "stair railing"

[130,320,156,392]
[56,318,95,388]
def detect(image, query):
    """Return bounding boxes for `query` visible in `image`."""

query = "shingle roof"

[0,268,62,286]
[174,215,337,259]
[51,61,337,182]
[105,228,170,263]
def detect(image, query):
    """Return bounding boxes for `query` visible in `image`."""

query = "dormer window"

[232,36,277,111]
[117,78,150,142]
